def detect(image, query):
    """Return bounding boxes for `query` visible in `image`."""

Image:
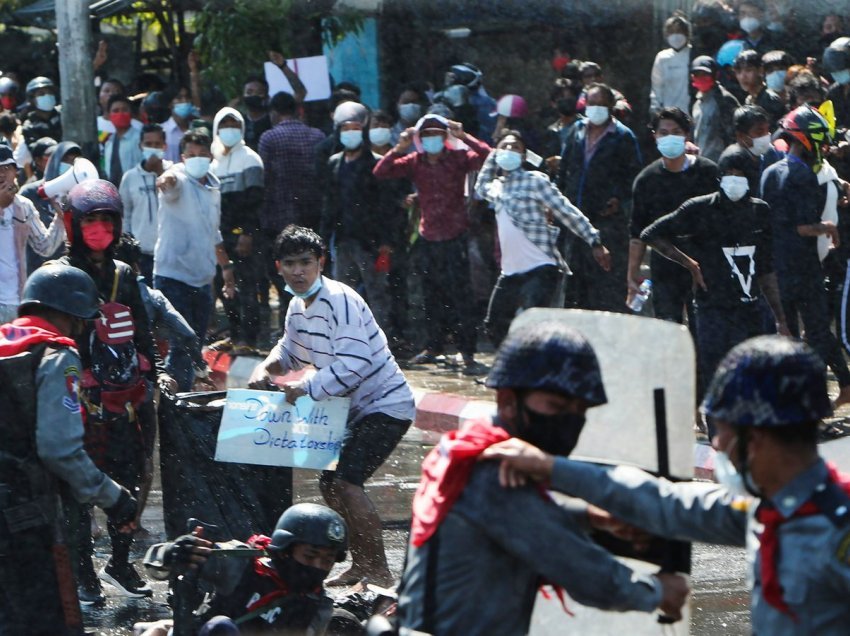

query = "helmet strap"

[737,428,765,498]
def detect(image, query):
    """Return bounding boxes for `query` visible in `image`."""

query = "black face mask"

[274,555,328,594]
[518,399,586,456]
[244,95,267,111]
[556,97,578,116]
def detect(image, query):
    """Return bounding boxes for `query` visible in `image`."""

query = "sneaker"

[78,564,105,607]
[98,560,153,598]
[408,349,440,365]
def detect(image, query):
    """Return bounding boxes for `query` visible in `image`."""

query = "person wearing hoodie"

[119,123,172,284]
[155,130,236,356]
[211,107,264,351]
[20,138,75,274]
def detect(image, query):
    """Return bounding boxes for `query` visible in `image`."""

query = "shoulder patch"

[837,530,850,567]
[62,365,82,413]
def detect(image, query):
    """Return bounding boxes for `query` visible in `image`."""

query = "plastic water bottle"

[628,279,652,313]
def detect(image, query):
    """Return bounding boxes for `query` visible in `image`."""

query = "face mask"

[585,105,610,126]
[274,555,328,594]
[765,70,786,92]
[339,129,363,150]
[184,156,211,179]
[767,21,784,33]
[109,112,132,130]
[739,16,761,34]
[397,102,421,123]
[218,127,243,148]
[173,102,194,119]
[285,276,323,299]
[713,450,748,498]
[57,162,72,175]
[244,95,266,111]
[495,149,523,171]
[518,400,586,457]
[691,76,716,93]
[556,97,578,116]
[656,134,686,159]
[141,147,165,161]
[749,134,772,157]
[1,96,15,111]
[833,69,850,85]
[369,126,391,146]
[81,220,115,252]
[667,33,688,50]
[720,175,749,201]
[35,94,56,112]
[421,135,445,154]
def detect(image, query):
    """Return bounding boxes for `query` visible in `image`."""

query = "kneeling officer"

[0,263,137,635]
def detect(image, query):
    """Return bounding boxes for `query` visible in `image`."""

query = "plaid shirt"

[475,152,600,271]
[258,119,326,231]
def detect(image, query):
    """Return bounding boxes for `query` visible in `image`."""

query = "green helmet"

[268,503,348,562]
[19,263,100,319]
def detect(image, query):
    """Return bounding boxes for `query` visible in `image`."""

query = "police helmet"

[19,263,100,319]
[25,76,54,96]
[486,320,607,406]
[823,37,850,74]
[701,335,831,427]
[64,179,123,248]
[268,503,348,562]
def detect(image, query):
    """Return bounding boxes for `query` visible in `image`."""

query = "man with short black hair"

[242,75,271,151]
[733,49,785,128]
[730,105,783,192]
[691,55,740,161]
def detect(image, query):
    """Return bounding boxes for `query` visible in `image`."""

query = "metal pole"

[55,1,99,162]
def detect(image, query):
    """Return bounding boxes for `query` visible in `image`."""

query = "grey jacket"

[549,457,850,635]
[397,461,661,635]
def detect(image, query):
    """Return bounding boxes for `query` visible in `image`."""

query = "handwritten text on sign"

[215,389,350,470]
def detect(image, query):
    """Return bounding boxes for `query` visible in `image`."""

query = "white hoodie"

[211,107,264,197]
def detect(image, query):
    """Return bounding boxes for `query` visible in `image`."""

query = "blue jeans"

[154,276,212,379]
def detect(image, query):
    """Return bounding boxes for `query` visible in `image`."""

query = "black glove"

[165,534,209,568]
[104,487,138,527]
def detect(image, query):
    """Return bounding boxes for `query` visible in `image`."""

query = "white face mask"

[720,175,749,201]
[585,105,610,126]
[667,33,688,50]
[749,134,772,157]
[369,126,392,146]
[714,450,748,498]
[184,156,211,179]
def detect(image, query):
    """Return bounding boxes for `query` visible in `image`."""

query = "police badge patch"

[62,365,82,413]
[327,520,345,542]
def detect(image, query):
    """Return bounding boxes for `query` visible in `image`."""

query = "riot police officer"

[485,335,850,635]
[144,503,348,635]
[396,320,690,635]
[0,263,136,635]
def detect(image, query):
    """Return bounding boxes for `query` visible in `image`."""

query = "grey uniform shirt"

[397,461,661,636]
[550,457,850,635]
[37,347,122,508]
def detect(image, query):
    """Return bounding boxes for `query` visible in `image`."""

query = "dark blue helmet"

[486,320,607,406]
[268,503,347,562]
[19,263,100,319]
[701,336,831,427]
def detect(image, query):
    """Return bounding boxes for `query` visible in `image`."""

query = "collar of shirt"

[766,458,828,518]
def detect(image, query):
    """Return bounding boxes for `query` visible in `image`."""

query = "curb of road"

[203,350,718,479]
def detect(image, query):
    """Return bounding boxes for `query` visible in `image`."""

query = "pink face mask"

[81,220,114,252]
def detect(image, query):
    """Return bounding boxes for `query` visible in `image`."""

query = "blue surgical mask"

[421,135,445,154]
[369,127,392,146]
[57,162,72,175]
[585,105,609,126]
[495,149,523,171]
[35,94,56,112]
[173,102,195,119]
[833,69,850,86]
[184,156,211,179]
[656,134,686,159]
[285,276,323,299]
[739,16,761,34]
[339,129,363,150]
[141,146,165,161]
[765,70,786,92]
[218,127,243,148]
[398,103,421,123]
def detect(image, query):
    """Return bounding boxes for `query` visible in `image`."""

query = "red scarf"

[0,316,76,356]
[756,462,850,619]
[243,534,291,612]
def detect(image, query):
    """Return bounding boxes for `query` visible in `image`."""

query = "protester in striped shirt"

[249,225,415,588]
[474,129,611,346]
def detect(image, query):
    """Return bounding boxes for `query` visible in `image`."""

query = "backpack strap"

[110,267,120,303]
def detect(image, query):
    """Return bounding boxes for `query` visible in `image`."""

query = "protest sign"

[215,389,350,470]
[264,56,332,102]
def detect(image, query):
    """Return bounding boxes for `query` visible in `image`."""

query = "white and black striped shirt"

[271,277,415,424]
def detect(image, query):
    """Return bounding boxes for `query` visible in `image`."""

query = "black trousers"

[216,233,261,346]
[484,264,562,348]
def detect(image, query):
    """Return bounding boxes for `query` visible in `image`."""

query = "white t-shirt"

[496,208,556,276]
[0,206,19,304]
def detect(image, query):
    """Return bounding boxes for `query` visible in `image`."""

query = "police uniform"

[0,320,123,635]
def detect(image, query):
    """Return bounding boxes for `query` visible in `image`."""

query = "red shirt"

[373,135,491,241]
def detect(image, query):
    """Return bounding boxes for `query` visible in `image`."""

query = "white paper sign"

[264,56,332,102]
[215,389,350,470]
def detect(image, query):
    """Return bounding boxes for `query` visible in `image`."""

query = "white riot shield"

[511,309,695,636]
